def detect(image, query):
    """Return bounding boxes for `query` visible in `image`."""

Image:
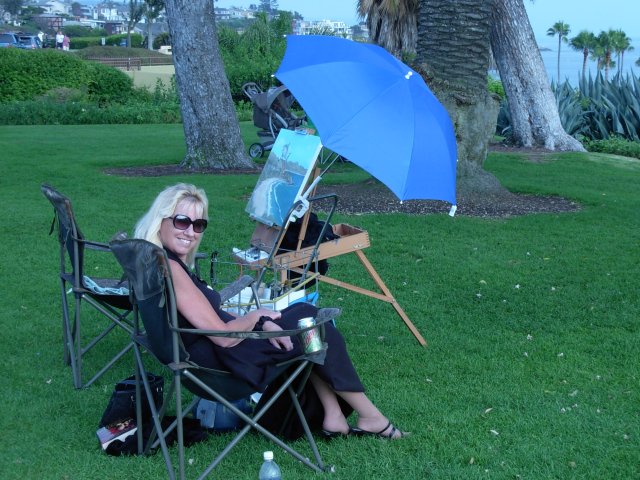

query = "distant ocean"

[537,36,639,87]
[490,37,639,87]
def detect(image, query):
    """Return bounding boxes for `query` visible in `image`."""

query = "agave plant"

[495,71,640,143]
[578,70,640,141]
[554,80,589,138]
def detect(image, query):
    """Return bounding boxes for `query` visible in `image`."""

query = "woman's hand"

[254,309,281,322]
[262,319,293,351]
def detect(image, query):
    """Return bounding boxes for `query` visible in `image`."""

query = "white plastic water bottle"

[258,451,282,480]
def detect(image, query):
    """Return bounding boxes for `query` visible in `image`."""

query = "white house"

[32,0,70,15]
[295,19,352,38]
[95,3,123,22]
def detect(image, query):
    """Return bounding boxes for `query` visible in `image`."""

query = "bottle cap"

[263,451,274,461]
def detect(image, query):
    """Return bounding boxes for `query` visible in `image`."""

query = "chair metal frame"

[41,184,135,388]
[110,239,336,480]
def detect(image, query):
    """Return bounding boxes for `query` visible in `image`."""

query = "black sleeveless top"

[163,248,364,395]
[164,248,234,348]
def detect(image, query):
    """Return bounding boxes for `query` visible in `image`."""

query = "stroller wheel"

[249,143,265,158]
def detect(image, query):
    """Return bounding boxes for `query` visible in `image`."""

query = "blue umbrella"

[275,35,457,204]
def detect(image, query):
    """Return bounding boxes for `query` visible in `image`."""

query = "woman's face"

[159,199,205,261]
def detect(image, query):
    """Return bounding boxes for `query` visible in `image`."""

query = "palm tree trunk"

[582,47,588,78]
[557,34,561,81]
[415,0,505,196]
[415,0,499,171]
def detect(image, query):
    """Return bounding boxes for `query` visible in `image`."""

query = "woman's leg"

[310,374,406,438]
[335,391,406,438]
[309,374,350,434]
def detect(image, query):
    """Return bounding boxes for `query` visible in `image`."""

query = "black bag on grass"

[99,374,208,457]
[104,416,208,457]
[99,373,164,428]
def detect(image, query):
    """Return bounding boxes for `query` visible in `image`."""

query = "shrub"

[85,63,136,104]
[74,46,170,60]
[235,100,253,122]
[218,13,289,102]
[38,87,87,103]
[107,33,144,48]
[154,32,170,49]
[487,76,505,100]
[0,48,134,103]
[0,98,182,125]
[63,25,107,38]
[69,33,144,50]
[584,136,640,159]
[70,37,104,49]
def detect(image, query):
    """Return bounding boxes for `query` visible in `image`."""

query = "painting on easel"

[246,129,322,227]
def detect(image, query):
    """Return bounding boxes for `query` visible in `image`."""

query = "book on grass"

[96,418,137,450]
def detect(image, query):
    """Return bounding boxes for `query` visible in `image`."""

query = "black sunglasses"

[168,215,208,233]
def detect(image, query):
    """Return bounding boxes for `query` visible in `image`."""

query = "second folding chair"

[41,184,135,389]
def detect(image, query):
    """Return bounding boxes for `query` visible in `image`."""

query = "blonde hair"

[134,183,209,267]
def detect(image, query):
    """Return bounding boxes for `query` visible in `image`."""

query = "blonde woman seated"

[134,183,406,439]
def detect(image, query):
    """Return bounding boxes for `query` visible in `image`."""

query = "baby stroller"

[242,82,307,158]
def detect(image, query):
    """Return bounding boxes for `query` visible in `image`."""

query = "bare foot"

[322,415,350,435]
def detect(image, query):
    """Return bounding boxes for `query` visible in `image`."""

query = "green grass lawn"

[0,124,638,479]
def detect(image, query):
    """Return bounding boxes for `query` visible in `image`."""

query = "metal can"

[298,317,323,353]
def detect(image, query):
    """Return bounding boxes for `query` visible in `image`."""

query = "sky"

[215,0,640,42]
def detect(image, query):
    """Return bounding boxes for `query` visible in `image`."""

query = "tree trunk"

[415,0,502,195]
[164,0,254,168]
[490,0,585,151]
[147,21,153,50]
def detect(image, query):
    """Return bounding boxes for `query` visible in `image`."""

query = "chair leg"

[59,278,71,367]
[62,288,134,389]
[59,278,73,366]
[133,346,177,480]
[286,382,325,469]
[66,289,84,389]
[185,361,327,478]
[175,370,186,480]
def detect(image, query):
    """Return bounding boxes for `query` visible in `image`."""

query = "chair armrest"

[81,230,128,253]
[219,275,255,303]
[172,308,340,340]
[81,238,112,252]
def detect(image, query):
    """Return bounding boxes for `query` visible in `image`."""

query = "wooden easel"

[236,168,427,346]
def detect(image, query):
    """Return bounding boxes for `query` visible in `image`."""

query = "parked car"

[0,32,20,48]
[18,35,42,49]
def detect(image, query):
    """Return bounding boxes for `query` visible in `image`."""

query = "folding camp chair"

[110,239,336,480]
[41,184,135,389]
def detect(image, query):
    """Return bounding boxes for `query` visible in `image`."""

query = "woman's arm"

[169,260,280,347]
